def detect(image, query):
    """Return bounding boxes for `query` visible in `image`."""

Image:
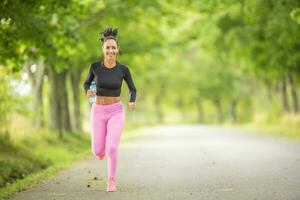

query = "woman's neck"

[104,58,117,68]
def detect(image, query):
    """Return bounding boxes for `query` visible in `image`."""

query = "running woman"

[83,27,137,192]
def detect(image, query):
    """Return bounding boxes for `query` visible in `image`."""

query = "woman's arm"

[83,64,95,95]
[124,66,137,103]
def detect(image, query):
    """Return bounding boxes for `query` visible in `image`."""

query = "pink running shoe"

[106,177,117,192]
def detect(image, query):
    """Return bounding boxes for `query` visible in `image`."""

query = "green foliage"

[0,0,299,140]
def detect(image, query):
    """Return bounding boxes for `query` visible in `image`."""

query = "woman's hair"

[100,27,118,45]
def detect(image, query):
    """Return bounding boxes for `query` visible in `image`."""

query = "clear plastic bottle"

[89,81,96,104]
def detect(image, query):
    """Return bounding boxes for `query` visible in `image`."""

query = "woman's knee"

[107,145,118,157]
[92,146,105,156]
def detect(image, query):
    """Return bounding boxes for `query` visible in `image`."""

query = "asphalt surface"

[11,125,300,200]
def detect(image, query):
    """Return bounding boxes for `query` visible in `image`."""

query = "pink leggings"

[90,101,125,178]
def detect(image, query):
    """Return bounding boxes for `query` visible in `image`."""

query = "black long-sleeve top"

[83,60,137,102]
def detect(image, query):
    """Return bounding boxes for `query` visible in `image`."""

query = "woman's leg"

[90,105,107,160]
[106,110,125,178]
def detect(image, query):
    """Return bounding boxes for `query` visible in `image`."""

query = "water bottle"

[89,81,96,104]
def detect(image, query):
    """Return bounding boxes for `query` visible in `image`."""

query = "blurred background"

[0,0,299,197]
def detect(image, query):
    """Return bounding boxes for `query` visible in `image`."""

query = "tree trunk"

[287,73,299,113]
[47,67,72,136]
[47,67,62,136]
[26,59,45,128]
[70,69,82,132]
[214,98,223,123]
[280,75,290,113]
[264,79,273,104]
[231,98,238,123]
[60,70,72,132]
[176,99,186,120]
[154,83,165,123]
[155,95,163,123]
[196,99,204,123]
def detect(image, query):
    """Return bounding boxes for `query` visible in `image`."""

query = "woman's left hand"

[128,102,136,110]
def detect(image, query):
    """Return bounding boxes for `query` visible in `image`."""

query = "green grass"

[224,113,300,141]
[0,130,90,200]
[0,158,86,200]
[238,123,300,141]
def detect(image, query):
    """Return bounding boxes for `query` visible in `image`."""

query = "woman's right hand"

[87,89,95,97]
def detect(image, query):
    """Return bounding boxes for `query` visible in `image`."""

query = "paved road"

[11,125,300,200]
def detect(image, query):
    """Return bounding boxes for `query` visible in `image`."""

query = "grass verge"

[0,130,90,200]
[225,114,300,141]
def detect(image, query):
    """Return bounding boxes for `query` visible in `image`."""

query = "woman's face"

[102,39,119,61]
